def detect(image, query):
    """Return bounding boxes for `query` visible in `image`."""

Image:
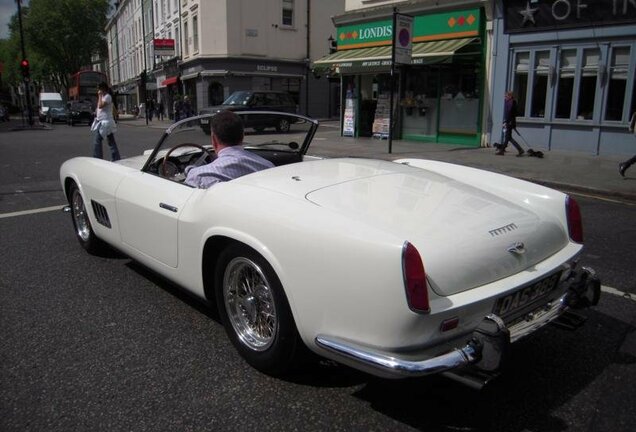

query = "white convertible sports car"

[60,112,600,386]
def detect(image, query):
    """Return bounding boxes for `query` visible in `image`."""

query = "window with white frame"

[183,19,189,56]
[282,0,294,26]
[576,48,600,120]
[605,46,631,121]
[193,15,199,53]
[531,51,550,118]
[513,52,528,117]
[555,49,576,119]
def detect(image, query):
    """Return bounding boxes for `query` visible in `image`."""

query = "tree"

[0,12,26,88]
[23,0,110,93]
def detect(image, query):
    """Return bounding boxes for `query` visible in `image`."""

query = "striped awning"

[313,37,478,75]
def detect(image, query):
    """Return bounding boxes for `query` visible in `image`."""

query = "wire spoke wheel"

[71,187,91,242]
[223,257,278,351]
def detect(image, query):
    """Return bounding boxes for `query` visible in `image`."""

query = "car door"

[115,172,196,268]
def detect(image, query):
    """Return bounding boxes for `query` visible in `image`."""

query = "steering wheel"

[161,143,214,178]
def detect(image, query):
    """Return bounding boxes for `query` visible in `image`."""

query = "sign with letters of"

[504,0,636,33]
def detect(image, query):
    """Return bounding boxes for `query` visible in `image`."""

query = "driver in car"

[185,110,274,188]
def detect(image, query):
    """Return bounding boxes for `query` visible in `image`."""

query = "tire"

[275,118,291,133]
[68,182,105,254]
[215,243,301,375]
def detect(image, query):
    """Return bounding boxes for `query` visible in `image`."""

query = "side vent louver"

[91,200,112,228]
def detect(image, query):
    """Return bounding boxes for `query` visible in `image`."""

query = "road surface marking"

[602,285,634,302]
[0,205,66,219]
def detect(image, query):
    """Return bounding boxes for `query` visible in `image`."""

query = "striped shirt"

[185,145,274,188]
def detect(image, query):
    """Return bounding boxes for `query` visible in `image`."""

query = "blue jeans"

[93,130,121,161]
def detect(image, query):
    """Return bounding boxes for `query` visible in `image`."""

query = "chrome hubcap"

[223,257,277,351]
[71,189,90,241]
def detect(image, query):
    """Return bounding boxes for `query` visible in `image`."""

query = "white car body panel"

[61,156,580,348]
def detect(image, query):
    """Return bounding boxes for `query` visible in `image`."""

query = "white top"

[96,93,114,122]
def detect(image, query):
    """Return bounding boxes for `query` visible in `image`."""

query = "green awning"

[313,37,478,75]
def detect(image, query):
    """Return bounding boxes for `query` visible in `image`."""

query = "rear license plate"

[493,271,562,322]
[200,119,209,124]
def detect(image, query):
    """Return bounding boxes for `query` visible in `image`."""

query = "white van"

[38,92,64,122]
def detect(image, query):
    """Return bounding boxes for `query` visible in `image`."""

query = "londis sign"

[337,8,481,50]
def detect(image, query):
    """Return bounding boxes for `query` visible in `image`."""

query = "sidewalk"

[117,116,636,202]
[2,115,634,202]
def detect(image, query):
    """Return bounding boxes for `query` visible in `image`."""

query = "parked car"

[67,101,95,126]
[60,112,600,386]
[45,106,69,124]
[199,91,298,134]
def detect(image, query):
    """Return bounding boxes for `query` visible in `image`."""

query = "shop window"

[513,52,529,117]
[282,0,294,27]
[439,61,481,134]
[556,49,576,119]
[605,46,630,121]
[208,82,224,106]
[530,51,550,118]
[631,72,636,118]
[577,48,600,120]
[402,67,440,137]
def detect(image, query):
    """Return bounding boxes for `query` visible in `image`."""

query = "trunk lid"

[304,161,567,296]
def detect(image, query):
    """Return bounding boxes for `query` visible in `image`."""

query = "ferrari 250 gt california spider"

[60,112,600,386]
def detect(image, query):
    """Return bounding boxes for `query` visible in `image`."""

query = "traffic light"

[20,58,30,78]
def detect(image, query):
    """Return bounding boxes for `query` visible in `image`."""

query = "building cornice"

[332,0,491,26]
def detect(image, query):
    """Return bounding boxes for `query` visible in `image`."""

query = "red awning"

[161,76,178,86]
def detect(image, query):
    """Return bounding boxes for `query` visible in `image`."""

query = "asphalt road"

[1,122,635,431]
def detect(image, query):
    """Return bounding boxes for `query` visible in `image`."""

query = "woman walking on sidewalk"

[619,112,636,177]
[496,91,524,157]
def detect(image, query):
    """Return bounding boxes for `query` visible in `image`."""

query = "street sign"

[153,39,175,57]
[393,13,413,65]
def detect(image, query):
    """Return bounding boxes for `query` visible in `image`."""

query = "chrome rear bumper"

[315,267,600,381]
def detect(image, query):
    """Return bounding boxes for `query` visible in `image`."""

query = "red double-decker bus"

[68,70,108,105]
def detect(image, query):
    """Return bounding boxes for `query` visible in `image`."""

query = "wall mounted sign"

[504,0,636,33]
[336,8,480,50]
[153,39,175,57]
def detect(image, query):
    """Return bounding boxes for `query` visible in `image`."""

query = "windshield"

[142,112,318,181]
[43,100,65,108]
[223,91,252,106]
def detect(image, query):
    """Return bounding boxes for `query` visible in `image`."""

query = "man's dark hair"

[97,81,109,91]
[212,110,244,146]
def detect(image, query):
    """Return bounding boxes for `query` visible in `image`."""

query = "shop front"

[178,58,305,114]
[491,0,636,156]
[314,7,486,146]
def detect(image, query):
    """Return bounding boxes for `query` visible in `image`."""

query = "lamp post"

[16,0,33,126]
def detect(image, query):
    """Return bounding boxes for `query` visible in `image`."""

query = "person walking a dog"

[496,91,525,157]
[619,112,636,177]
